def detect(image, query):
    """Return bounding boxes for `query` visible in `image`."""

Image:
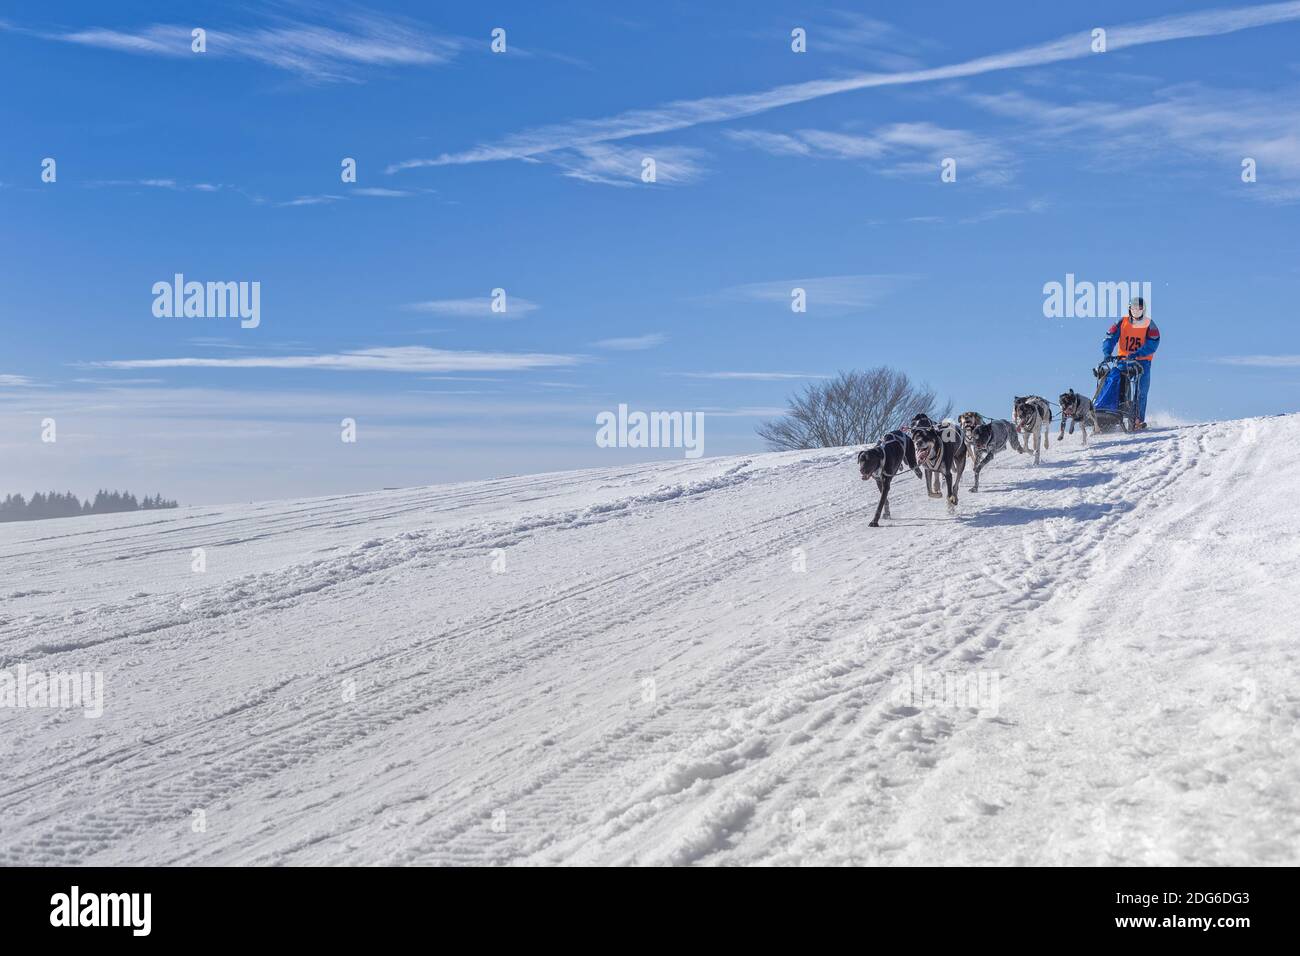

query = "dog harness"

[1016,399,1049,431]
[1061,393,1090,417]
[914,427,959,469]
[874,432,911,478]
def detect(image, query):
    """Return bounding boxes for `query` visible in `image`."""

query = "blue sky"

[3,0,1299,503]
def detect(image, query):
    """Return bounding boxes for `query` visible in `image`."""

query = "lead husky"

[856,429,925,527]
[910,418,967,508]
[1058,389,1099,445]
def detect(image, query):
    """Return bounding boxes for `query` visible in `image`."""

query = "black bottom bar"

[0,865,1291,943]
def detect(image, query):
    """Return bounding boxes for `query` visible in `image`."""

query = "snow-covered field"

[1,415,1297,866]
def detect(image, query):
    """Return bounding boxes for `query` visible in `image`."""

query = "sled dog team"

[855,392,1101,528]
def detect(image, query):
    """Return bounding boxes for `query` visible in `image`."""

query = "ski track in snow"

[0,417,1296,865]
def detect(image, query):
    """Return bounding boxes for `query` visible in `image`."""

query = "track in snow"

[1,416,1296,865]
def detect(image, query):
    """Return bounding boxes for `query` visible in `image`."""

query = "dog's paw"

[868,520,880,528]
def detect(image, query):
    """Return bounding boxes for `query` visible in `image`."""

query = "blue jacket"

[1103,317,1161,360]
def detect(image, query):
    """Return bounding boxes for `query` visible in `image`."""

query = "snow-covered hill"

[1,415,1297,865]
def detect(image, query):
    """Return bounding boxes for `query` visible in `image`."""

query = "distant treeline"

[0,490,179,523]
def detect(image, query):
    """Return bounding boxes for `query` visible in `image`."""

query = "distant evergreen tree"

[0,489,179,522]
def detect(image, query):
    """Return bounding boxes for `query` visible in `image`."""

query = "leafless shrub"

[756,367,952,450]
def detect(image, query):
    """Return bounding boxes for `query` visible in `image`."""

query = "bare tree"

[756,367,952,451]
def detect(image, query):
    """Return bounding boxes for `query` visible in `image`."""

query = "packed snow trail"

[0,416,1296,865]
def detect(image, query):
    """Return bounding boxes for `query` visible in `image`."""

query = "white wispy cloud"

[86,178,230,192]
[720,129,811,157]
[86,179,427,205]
[0,384,598,418]
[1215,354,1300,366]
[276,194,346,207]
[969,85,1300,203]
[71,377,167,385]
[959,199,1050,223]
[81,346,580,373]
[891,201,1048,226]
[592,333,666,350]
[421,375,505,382]
[535,143,709,187]
[697,405,790,417]
[713,274,915,316]
[275,185,434,206]
[0,374,38,387]
[792,12,930,70]
[726,122,1013,183]
[186,337,262,350]
[0,384,620,503]
[490,41,591,71]
[672,371,829,381]
[401,297,540,318]
[15,11,461,83]
[388,2,1300,171]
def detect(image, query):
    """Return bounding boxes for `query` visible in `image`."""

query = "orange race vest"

[1116,314,1154,361]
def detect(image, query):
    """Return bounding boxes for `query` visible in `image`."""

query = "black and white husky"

[909,418,967,508]
[856,429,924,527]
[958,411,1023,492]
[1012,396,1052,465]
[908,414,945,496]
[1058,389,1099,445]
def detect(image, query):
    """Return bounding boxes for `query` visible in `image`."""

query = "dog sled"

[1091,356,1144,433]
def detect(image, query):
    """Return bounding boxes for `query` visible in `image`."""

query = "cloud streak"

[86,178,229,192]
[389,2,1300,171]
[1215,354,1300,366]
[401,297,541,318]
[969,85,1300,203]
[726,122,1012,183]
[713,274,915,316]
[592,334,667,350]
[82,346,580,373]
[10,11,461,82]
[539,144,710,187]
[275,185,434,206]
[672,371,829,381]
